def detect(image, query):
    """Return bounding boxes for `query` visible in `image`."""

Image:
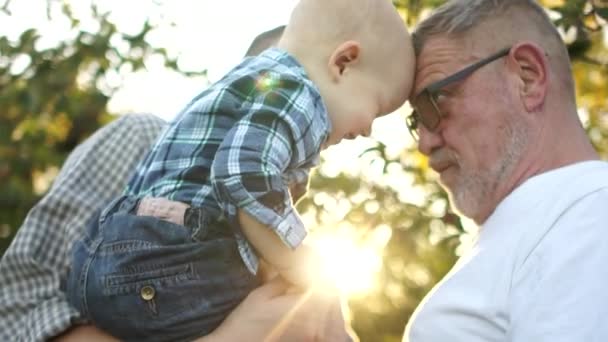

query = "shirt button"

[140,285,156,301]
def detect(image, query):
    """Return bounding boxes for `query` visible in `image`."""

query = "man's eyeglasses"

[406,47,511,140]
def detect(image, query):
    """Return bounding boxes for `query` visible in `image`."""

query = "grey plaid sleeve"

[0,114,165,341]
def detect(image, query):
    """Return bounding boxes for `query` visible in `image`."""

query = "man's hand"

[206,277,356,342]
[55,277,355,342]
[52,325,118,342]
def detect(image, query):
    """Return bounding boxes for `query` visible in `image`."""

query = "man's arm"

[52,325,118,342]
[200,278,356,342]
[0,114,166,341]
[55,278,356,342]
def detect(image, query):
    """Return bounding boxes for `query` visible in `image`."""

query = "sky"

[103,0,303,119]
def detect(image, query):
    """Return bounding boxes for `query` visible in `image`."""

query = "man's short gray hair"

[412,0,576,104]
[412,0,562,56]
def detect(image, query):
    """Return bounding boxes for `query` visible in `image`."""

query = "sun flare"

[310,230,385,297]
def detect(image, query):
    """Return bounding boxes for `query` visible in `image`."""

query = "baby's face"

[323,70,408,147]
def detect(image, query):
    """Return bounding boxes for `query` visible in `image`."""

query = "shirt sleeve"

[509,189,608,342]
[283,168,310,204]
[210,75,320,249]
[0,114,165,341]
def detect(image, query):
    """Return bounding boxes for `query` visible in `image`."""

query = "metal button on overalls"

[140,285,156,301]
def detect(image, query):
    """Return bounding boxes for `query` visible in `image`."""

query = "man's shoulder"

[112,113,166,128]
[530,160,608,224]
[487,161,608,265]
[552,160,608,199]
[75,113,165,157]
[514,161,608,264]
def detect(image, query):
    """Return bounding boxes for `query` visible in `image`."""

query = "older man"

[403,0,608,341]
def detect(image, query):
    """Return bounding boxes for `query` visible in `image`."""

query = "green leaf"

[596,7,608,20]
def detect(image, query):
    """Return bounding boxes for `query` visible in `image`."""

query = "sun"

[309,229,385,297]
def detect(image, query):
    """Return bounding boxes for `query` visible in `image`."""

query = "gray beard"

[447,121,530,222]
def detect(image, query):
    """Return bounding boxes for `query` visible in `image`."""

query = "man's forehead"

[411,38,464,94]
[416,36,472,66]
[412,35,495,93]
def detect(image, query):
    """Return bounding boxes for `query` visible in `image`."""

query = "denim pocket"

[93,261,210,321]
[87,214,211,321]
[103,263,195,295]
[84,213,254,341]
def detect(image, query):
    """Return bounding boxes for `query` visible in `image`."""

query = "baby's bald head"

[280,0,410,68]
[278,0,415,147]
[282,0,372,50]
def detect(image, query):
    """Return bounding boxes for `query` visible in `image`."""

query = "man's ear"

[328,41,361,82]
[508,42,548,113]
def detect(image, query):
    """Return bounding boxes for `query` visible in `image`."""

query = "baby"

[67,0,415,341]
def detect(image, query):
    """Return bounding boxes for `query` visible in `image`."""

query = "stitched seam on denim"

[102,263,194,296]
[80,235,104,318]
[104,263,193,287]
[98,240,157,256]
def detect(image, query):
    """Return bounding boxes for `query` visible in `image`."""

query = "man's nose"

[417,124,443,156]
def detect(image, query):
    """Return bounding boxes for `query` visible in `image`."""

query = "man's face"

[412,37,529,223]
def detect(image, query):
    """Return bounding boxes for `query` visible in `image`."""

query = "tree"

[0,1,204,253]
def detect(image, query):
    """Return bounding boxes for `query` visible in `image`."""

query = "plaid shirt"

[0,114,166,341]
[126,48,330,273]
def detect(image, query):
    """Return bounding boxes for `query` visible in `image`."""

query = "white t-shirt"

[404,161,608,342]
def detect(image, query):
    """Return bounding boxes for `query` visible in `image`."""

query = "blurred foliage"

[1,1,607,341]
[0,1,205,253]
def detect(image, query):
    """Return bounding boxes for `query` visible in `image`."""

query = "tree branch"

[1,0,11,15]
[578,55,608,68]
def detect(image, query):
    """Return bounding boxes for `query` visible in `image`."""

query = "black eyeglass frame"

[407,47,512,139]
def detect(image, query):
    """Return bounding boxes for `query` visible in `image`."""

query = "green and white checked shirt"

[126,48,331,273]
[0,114,165,341]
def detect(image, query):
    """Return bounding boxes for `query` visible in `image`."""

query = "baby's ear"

[327,41,361,81]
